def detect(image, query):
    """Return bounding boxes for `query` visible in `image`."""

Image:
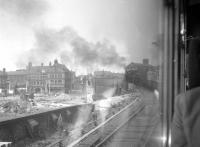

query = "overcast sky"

[0,0,162,75]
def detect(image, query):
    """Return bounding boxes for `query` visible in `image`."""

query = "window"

[58,74,62,78]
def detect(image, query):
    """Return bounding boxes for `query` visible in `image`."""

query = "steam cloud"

[0,0,48,20]
[17,26,126,73]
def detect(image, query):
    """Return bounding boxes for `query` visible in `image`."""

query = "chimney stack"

[143,58,149,65]
[54,59,58,65]
[28,62,32,69]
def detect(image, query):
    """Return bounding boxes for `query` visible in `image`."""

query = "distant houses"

[93,71,124,100]
[125,59,159,89]
[0,59,75,94]
[0,58,159,96]
[0,68,8,96]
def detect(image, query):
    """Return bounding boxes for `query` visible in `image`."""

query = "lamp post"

[49,80,51,94]
[26,81,28,93]
[6,80,10,96]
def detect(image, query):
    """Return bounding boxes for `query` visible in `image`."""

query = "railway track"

[97,89,161,147]
[0,89,158,147]
[58,89,160,147]
[0,93,139,147]
[62,96,144,147]
[96,108,160,147]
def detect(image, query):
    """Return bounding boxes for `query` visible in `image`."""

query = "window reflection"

[0,0,164,147]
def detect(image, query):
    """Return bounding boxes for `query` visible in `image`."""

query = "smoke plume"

[0,0,48,21]
[17,26,127,74]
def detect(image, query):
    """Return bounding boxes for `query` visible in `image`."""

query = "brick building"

[27,60,73,93]
[93,71,124,99]
[7,70,27,89]
[5,60,74,94]
[125,59,159,89]
[0,68,8,95]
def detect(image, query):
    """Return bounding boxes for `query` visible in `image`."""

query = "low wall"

[0,103,94,147]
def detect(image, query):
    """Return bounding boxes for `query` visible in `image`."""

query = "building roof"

[94,71,124,78]
[0,70,7,76]
[0,71,3,75]
[7,70,27,76]
[28,64,70,74]
[126,62,159,72]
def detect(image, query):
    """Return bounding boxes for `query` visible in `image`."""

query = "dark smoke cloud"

[16,27,69,67]
[71,38,98,65]
[34,27,68,53]
[61,27,126,67]
[95,41,126,67]
[0,0,48,20]
[17,26,127,72]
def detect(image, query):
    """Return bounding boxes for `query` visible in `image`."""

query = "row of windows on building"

[29,74,64,79]
[50,74,63,78]
[50,79,64,84]
[31,79,64,86]
[7,74,66,82]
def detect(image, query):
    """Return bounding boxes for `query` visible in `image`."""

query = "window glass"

[0,0,165,147]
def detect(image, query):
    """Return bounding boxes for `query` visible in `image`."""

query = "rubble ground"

[28,91,141,147]
[0,88,142,147]
[0,88,140,122]
[0,91,89,122]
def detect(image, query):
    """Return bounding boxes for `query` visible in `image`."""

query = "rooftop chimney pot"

[54,59,58,65]
[143,59,149,65]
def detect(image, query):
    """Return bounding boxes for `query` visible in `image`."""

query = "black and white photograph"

[0,0,199,147]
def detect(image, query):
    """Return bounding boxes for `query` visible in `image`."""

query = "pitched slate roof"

[28,64,70,74]
[7,70,27,76]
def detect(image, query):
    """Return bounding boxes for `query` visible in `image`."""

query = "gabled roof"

[0,70,7,76]
[7,70,27,76]
[28,64,70,74]
[0,71,3,75]
[126,62,159,71]
[94,71,124,78]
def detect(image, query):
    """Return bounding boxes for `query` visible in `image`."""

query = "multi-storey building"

[7,70,27,89]
[5,60,74,94]
[0,68,8,95]
[93,71,124,99]
[27,60,73,93]
[125,59,159,89]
